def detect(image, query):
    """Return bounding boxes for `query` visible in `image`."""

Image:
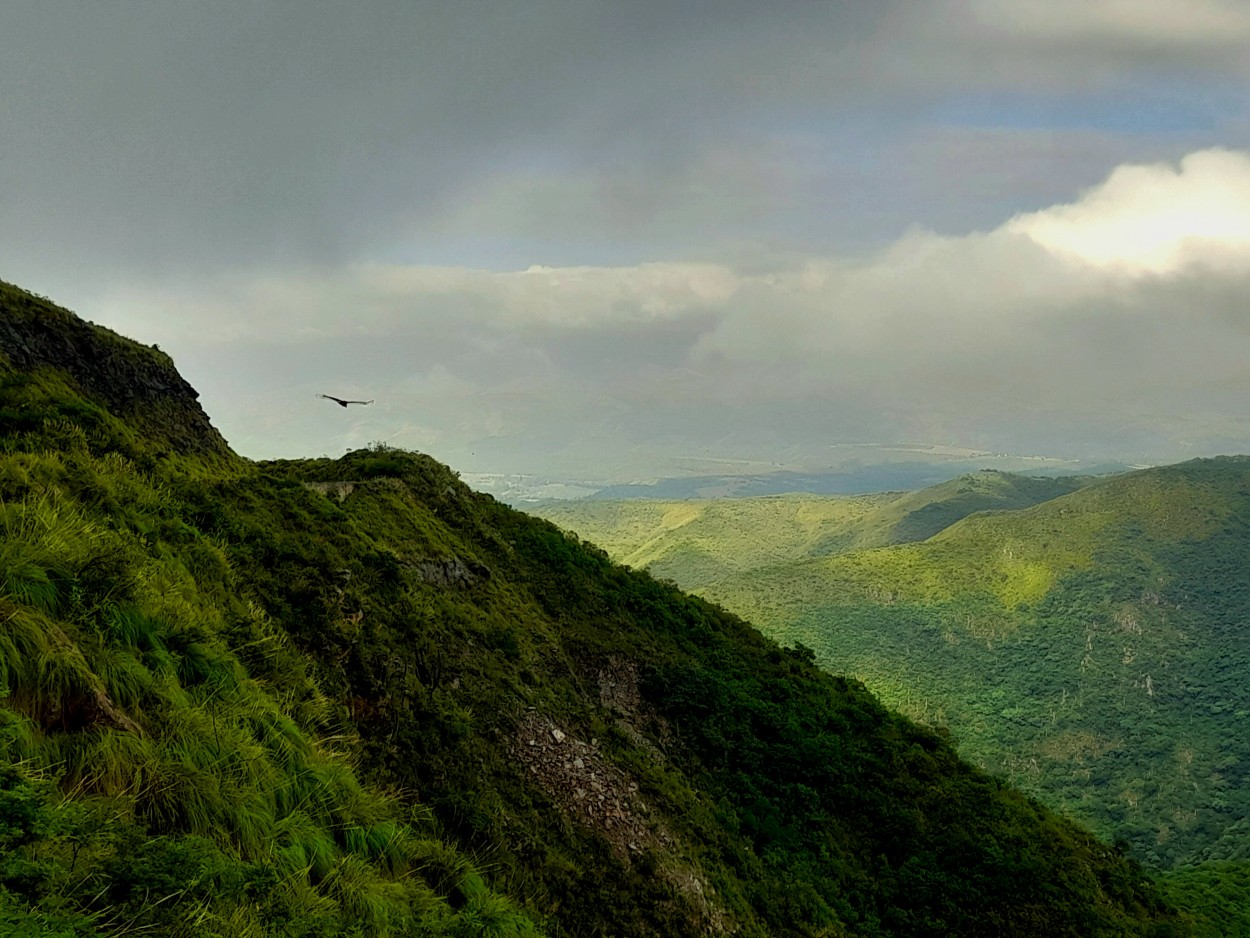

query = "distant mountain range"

[467,447,1134,505]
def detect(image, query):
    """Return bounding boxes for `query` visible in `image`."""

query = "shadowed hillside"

[541,461,1250,877]
[0,278,1185,936]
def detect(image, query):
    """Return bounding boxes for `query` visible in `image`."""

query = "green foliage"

[642,657,1171,937]
[1159,861,1250,937]
[545,459,1250,877]
[0,281,1188,936]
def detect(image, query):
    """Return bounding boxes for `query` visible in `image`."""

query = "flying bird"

[320,394,374,407]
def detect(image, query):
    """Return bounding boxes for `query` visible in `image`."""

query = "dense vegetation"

[0,279,1187,935]
[1158,861,1250,937]
[535,472,1088,588]
[538,466,1250,921]
[533,493,895,588]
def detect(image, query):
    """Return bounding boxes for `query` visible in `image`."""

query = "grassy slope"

[535,493,893,589]
[812,471,1090,553]
[541,463,1250,875]
[0,280,1183,936]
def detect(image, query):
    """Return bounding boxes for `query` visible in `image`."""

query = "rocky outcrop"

[510,711,662,857]
[0,281,232,457]
[510,712,727,933]
[412,556,489,589]
[596,653,672,758]
[305,481,357,502]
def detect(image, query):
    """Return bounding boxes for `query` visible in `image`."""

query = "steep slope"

[560,461,1250,870]
[0,281,233,461]
[0,279,1182,936]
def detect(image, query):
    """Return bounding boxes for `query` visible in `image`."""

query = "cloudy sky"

[5,1,1250,483]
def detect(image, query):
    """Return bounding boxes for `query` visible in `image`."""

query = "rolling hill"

[538,463,1250,876]
[535,492,894,590]
[535,470,1087,588]
[0,280,1190,934]
[808,470,1090,553]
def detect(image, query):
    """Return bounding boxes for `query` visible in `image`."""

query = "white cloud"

[94,148,1250,473]
[1005,148,1250,274]
[963,0,1250,48]
[691,149,1250,398]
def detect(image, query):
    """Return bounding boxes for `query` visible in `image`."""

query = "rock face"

[413,556,489,589]
[0,281,232,457]
[509,711,727,934]
[511,711,662,857]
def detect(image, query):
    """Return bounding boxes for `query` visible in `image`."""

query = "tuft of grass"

[92,645,156,712]
[0,558,59,613]
[102,605,163,652]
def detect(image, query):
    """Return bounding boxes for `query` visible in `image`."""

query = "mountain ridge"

[0,278,1185,936]
[0,280,232,460]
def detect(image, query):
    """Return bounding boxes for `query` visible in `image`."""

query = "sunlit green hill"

[535,492,894,589]
[535,472,1087,592]
[0,278,1187,935]
[540,461,1250,874]
[811,470,1089,553]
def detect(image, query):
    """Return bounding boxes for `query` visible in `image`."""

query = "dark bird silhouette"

[320,394,374,407]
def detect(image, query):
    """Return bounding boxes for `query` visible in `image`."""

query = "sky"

[5,1,1250,485]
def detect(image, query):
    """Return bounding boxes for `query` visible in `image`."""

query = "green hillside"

[1159,861,1250,937]
[535,472,1085,591]
[0,278,1187,935]
[535,493,893,589]
[540,463,1250,873]
[811,471,1089,553]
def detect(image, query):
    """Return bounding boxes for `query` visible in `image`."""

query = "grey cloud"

[75,145,1250,474]
[157,235,1250,478]
[1,3,881,281]
[5,5,1250,479]
[6,0,1247,297]
[875,0,1250,93]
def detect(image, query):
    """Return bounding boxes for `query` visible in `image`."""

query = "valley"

[537,464,1250,873]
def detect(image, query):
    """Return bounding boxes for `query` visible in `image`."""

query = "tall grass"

[0,462,538,937]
